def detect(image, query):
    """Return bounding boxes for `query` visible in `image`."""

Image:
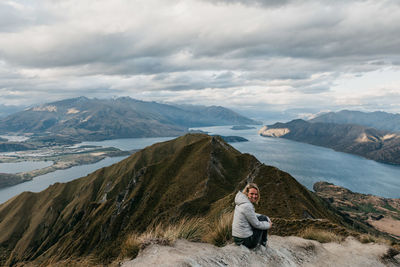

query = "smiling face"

[247,188,259,204]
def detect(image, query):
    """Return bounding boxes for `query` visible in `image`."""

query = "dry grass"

[358,233,392,246]
[205,212,233,247]
[359,234,377,244]
[44,256,102,267]
[162,217,207,242]
[120,217,208,259]
[120,212,236,259]
[299,227,344,243]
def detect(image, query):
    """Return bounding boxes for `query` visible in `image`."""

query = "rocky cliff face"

[258,126,290,137]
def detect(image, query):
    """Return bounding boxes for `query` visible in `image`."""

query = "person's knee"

[257,215,268,221]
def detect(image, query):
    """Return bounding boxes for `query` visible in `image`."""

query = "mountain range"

[310,110,400,132]
[0,134,358,266]
[259,119,400,165]
[0,97,259,141]
[0,104,24,119]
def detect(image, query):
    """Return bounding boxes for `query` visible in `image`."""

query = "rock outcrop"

[258,126,290,137]
[122,236,400,267]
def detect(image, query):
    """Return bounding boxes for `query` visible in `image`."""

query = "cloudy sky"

[1,0,400,117]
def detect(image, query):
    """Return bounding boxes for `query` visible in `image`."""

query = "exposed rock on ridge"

[122,236,399,267]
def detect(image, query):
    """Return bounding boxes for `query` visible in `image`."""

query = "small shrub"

[359,234,376,244]
[205,212,233,246]
[300,228,343,243]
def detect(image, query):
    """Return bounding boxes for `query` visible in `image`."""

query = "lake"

[0,161,53,173]
[1,126,399,204]
[0,156,127,204]
[196,125,400,198]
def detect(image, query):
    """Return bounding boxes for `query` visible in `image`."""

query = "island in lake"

[231,125,256,130]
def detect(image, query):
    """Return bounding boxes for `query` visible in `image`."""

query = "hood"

[234,191,251,206]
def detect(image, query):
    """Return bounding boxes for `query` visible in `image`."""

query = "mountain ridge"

[0,133,352,266]
[310,110,400,132]
[0,97,259,141]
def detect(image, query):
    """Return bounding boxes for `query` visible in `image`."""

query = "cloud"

[0,0,400,115]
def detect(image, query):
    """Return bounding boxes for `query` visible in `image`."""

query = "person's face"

[247,188,258,204]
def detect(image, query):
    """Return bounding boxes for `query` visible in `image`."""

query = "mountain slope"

[0,97,259,141]
[0,134,346,266]
[310,110,400,132]
[259,119,400,165]
[314,182,400,239]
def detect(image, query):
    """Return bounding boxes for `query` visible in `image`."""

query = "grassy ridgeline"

[0,134,395,266]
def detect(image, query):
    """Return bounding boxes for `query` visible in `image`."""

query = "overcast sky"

[1,0,400,117]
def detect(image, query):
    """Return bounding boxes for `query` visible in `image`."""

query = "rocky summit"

[0,134,374,266]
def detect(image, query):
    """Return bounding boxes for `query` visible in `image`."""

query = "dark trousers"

[233,215,268,249]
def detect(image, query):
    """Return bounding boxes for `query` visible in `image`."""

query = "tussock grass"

[45,256,102,267]
[162,217,207,242]
[120,212,236,259]
[358,233,392,246]
[300,227,344,243]
[121,233,141,259]
[120,217,208,259]
[205,212,233,247]
[359,234,377,244]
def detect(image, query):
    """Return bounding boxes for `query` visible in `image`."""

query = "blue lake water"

[1,126,399,204]
[0,156,127,204]
[0,161,53,173]
[195,125,400,199]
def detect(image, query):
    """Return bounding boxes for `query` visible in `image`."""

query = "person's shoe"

[259,244,267,252]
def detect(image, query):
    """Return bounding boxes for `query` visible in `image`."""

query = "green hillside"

[0,134,359,266]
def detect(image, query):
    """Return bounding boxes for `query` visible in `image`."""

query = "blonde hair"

[242,183,260,204]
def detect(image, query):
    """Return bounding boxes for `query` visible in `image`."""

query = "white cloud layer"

[0,0,400,116]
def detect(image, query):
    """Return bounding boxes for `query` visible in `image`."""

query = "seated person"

[232,183,272,248]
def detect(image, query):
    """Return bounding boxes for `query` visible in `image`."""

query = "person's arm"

[243,205,271,230]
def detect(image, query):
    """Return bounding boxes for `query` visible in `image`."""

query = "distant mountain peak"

[310,110,400,132]
[0,97,259,141]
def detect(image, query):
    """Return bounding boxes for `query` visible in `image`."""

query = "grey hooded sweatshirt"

[232,191,271,238]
